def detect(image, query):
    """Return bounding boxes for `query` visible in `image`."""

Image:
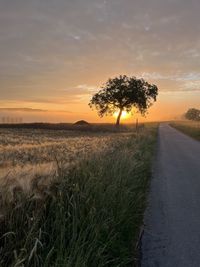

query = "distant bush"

[74,120,90,126]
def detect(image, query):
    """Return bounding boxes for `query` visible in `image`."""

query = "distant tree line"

[185,108,200,121]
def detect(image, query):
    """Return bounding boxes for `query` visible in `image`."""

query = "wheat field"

[0,128,131,198]
[0,125,157,266]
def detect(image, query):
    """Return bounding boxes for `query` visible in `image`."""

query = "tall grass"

[0,128,157,267]
[170,121,200,141]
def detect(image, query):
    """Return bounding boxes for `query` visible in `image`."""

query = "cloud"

[76,84,98,92]
[141,72,200,82]
[0,108,48,112]
[182,81,200,92]
[139,72,200,92]
[0,108,73,113]
[0,0,200,111]
[62,85,99,99]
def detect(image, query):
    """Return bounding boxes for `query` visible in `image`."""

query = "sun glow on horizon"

[113,110,130,120]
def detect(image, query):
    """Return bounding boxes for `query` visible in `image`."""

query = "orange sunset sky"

[0,0,200,123]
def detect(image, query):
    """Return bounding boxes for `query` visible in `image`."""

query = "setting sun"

[114,110,130,120]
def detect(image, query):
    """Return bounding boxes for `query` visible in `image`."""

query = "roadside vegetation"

[0,124,157,267]
[170,121,200,141]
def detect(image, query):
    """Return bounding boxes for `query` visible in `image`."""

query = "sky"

[0,0,200,123]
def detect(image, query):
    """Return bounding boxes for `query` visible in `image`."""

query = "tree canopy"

[89,75,158,125]
[185,108,200,121]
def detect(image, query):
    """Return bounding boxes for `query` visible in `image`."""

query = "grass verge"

[0,127,157,267]
[170,121,200,141]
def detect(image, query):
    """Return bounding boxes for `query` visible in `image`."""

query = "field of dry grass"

[0,128,131,198]
[0,125,157,266]
[170,120,200,141]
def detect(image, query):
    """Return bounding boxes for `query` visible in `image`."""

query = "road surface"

[141,123,200,267]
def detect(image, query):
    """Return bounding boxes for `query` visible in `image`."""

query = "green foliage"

[0,128,157,267]
[185,108,200,121]
[89,75,158,125]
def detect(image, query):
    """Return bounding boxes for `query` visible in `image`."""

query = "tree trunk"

[116,109,123,126]
[136,118,138,133]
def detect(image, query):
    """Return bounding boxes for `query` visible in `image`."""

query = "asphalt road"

[141,123,200,267]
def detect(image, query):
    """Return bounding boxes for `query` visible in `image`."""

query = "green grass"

[0,127,157,267]
[170,121,200,141]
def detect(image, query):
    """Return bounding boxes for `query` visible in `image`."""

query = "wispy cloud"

[141,72,200,82]
[0,108,74,113]
[76,84,98,92]
[0,0,200,120]
[0,108,48,112]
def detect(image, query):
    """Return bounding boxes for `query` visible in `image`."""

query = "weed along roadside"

[0,125,157,267]
[170,121,200,141]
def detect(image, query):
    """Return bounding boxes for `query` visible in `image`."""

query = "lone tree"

[89,75,158,126]
[185,108,200,121]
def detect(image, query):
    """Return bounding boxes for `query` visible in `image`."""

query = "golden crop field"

[0,125,157,266]
[0,128,131,197]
